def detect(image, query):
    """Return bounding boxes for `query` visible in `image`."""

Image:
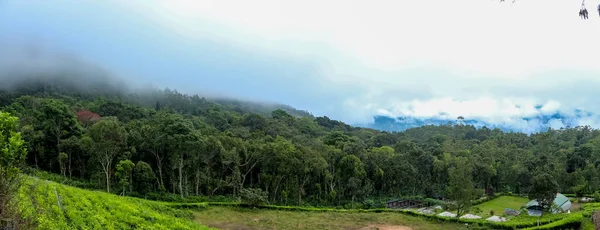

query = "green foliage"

[24,168,99,190]
[522,213,583,230]
[16,176,214,229]
[8,78,600,222]
[133,161,156,195]
[58,152,67,176]
[0,111,28,227]
[592,191,600,201]
[88,117,127,193]
[115,160,135,196]
[446,157,476,218]
[529,173,560,214]
[239,188,268,206]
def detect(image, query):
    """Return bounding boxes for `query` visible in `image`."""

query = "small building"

[525,193,571,216]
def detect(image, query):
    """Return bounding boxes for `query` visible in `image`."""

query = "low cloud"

[2,0,600,133]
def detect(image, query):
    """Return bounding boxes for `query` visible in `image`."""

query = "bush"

[522,213,583,230]
[239,188,268,206]
[363,199,375,209]
[592,191,600,201]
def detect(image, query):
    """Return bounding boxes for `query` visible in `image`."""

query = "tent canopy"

[525,193,571,214]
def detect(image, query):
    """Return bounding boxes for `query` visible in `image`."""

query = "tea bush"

[16,176,214,229]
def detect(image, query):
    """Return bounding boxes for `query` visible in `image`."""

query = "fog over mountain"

[2,0,600,134]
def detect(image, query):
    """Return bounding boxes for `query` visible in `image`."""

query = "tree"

[58,136,83,178]
[58,152,68,177]
[75,110,101,128]
[0,111,27,227]
[137,112,172,192]
[88,117,127,193]
[133,161,156,196]
[115,160,135,196]
[162,113,194,197]
[338,155,367,206]
[446,157,476,218]
[40,99,82,169]
[528,173,560,223]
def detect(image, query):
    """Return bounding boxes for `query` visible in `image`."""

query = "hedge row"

[522,213,583,230]
[164,203,209,210]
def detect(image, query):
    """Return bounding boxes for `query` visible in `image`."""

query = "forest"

[1,76,600,211]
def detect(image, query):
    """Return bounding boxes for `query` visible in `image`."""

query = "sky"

[1,0,600,133]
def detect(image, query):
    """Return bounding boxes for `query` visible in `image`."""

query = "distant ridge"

[361,110,599,134]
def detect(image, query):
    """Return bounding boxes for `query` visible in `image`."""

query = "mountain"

[362,109,599,134]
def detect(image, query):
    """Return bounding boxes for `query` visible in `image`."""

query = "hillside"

[1,75,600,213]
[16,175,213,230]
[0,76,311,120]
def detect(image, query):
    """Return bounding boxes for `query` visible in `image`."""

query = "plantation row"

[16,176,213,230]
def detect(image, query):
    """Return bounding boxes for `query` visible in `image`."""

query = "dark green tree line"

[3,80,600,208]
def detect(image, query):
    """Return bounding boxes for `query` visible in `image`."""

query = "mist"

[3,0,600,133]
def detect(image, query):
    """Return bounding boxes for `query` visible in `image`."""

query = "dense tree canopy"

[3,78,600,208]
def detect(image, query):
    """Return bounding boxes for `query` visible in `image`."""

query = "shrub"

[592,191,600,202]
[239,188,268,206]
[363,199,375,209]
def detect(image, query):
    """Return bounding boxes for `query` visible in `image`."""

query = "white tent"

[486,216,507,222]
[437,211,457,217]
[460,214,482,219]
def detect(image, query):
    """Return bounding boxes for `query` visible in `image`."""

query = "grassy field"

[193,206,467,230]
[15,176,213,230]
[472,196,529,217]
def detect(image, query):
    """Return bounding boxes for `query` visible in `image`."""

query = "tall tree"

[88,117,127,193]
[446,157,476,218]
[528,173,560,223]
[115,160,135,196]
[133,161,156,195]
[40,99,82,161]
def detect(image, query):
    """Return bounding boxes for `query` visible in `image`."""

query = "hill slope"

[16,176,213,230]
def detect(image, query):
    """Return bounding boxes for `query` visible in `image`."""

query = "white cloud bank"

[6,0,600,132]
[120,0,600,128]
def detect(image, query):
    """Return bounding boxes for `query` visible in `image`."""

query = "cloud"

[3,0,600,133]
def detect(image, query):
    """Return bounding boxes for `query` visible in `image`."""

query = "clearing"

[472,196,529,217]
[193,206,465,230]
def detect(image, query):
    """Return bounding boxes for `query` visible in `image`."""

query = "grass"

[193,206,467,230]
[472,196,529,217]
[15,175,214,230]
